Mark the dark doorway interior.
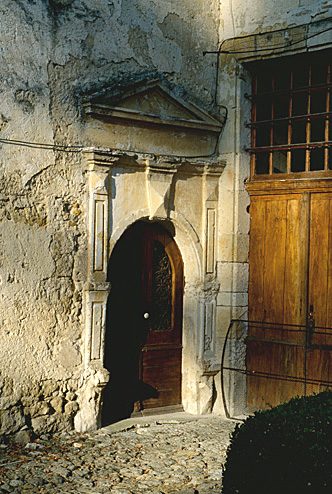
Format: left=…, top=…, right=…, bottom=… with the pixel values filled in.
left=102, top=221, right=183, bottom=426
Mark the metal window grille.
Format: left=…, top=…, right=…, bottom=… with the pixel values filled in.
left=248, top=51, right=332, bottom=177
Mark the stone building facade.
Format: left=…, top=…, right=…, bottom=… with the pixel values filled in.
left=0, top=0, right=331, bottom=438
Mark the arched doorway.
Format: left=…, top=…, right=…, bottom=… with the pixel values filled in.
left=102, top=220, right=184, bottom=425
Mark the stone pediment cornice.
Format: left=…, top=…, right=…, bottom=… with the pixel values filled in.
left=82, top=73, right=226, bottom=135
left=82, top=148, right=226, bottom=176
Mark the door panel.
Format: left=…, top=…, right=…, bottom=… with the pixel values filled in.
left=307, top=194, right=332, bottom=394
left=306, top=348, right=331, bottom=396
left=138, top=223, right=183, bottom=410
left=263, top=198, right=287, bottom=325
left=308, top=194, right=332, bottom=330
left=308, top=194, right=330, bottom=330
left=248, top=198, right=266, bottom=328
left=283, top=196, right=308, bottom=335
left=247, top=194, right=307, bottom=408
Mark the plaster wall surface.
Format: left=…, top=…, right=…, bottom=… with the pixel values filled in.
left=0, top=0, right=222, bottom=437
left=0, top=0, right=330, bottom=436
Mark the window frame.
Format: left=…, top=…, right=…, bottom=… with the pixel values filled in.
left=247, top=50, right=332, bottom=179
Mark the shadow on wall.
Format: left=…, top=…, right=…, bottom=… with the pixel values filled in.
left=101, top=222, right=159, bottom=426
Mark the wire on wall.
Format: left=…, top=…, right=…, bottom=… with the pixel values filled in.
left=0, top=136, right=224, bottom=160
left=0, top=137, right=83, bottom=152
left=203, top=19, right=332, bottom=56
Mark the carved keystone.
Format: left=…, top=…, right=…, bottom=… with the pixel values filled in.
left=146, top=159, right=179, bottom=219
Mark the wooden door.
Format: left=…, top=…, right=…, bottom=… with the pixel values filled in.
left=307, top=193, right=332, bottom=395
left=247, top=194, right=307, bottom=408
left=138, top=223, right=183, bottom=411
left=247, top=192, right=332, bottom=409
left=102, top=221, right=183, bottom=425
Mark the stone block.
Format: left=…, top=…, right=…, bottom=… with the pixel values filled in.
left=219, top=164, right=234, bottom=191
left=50, top=397, right=64, bottom=414
left=216, top=262, right=232, bottom=291
left=235, top=191, right=250, bottom=235
left=31, top=415, right=56, bottom=436
left=29, top=402, right=52, bottom=418
left=0, top=408, right=25, bottom=435
left=217, top=262, right=249, bottom=292
left=197, top=375, right=214, bottom=414
left=215, top=306, right=247, bottom=340
left=218, top=233, right=249, bottom=262
left=58, top=340, right=82, bottom=369
left=216, top=306, right=232, bottom=339
left=42, top=381, right=58, bottom=398
left=236, top=154, right=251, bottom=188
left=218, top=189, right=234, bottom=233
left=13, top=429, right=31, bottom=445
left=0, top=395, right=20, bottom=410
left=21, top=396, right=36, bottom=407
left=212, top=371, right=226, bottom=416
left=217, top=292, right=232, bottom=306
left=66, top=392, right=76, bottom=401
left=233, top=292, right=248, bottom=307
left=217, top=291, right=248, bottom=307
left=0, top=377, right=14, bottom=396
left=64, top=401, right=79, bottom=416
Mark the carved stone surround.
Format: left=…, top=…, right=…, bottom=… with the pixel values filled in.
left=77, top=75, right=227, bottom=429
left=79, top=148, right=226, bottom=428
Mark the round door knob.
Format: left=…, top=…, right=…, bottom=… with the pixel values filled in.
left=143, top=312, right=150, bottom=319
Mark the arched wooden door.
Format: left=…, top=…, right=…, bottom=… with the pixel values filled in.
left=102, top=221, right=183, bottom=425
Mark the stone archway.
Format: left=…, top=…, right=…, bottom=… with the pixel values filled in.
left=76, top=150, right=225, bottom=433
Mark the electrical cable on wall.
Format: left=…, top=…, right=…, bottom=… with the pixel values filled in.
left=203, top=20, right=332, bottom=56
left=0, top=137, right=82, bottom=152
left=0, top=136, right=224, bottom=160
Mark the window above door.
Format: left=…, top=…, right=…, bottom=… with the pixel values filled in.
left=248, top=50, right=332, bottom=178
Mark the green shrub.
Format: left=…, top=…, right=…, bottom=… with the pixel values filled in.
left=222, top=391, right=332, bottom=493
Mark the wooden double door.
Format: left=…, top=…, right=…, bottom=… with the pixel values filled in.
left=102, top=221, right=183, bottom=425
left=248, top=190, right=332, bottom=409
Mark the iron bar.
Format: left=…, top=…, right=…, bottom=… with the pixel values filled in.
left=221, top=319, right=332, bottom=420
left=222, top=366, right=332, bottom=387
left=247, top=111, right=332, bottom=128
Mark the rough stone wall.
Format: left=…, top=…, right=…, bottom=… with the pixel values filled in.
left=0, top=0, right=221, bottom=438
left=0, top=0, right=330, bottom=437
left=219, top=0, right=331, bottom=38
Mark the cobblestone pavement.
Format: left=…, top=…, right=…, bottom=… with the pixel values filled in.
left=0, top=413, right=237, bottom=494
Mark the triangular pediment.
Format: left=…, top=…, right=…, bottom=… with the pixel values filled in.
left=83, top=74, right=226, bottom=134
left=113, top=86, right=202, bottom=121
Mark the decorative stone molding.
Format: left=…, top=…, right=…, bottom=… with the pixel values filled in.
left=82, top=74, right=227, bottom=157
left=146, top=158, right=180, bottom=219
left=80, top=144, right=226, bottom=424
left=205, top=209, right=216, bottom=274
left=85, top=151, right=110, bottom=285
left=204, top=163, right=222, bottom=276
left=203, top=302, right=215, bottom=353
left=201, top=162, right=223, bottom=370
left=84, top=286, right=110, bottom=368
left=82, top=150, right=113, bottom=431
left=83, top=74, right=226, bottom=134
left=74, top=365, right=110, bottom=432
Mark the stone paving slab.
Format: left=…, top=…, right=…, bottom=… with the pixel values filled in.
left=0, top=413, right=238, bottom=494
